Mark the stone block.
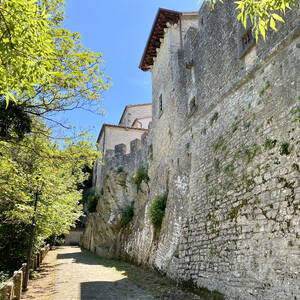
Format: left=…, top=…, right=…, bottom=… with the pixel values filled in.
left=115, top=144, right=126, bottom=157
left=130, top=139, right=141, bottom=152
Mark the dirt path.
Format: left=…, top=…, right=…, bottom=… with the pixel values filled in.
left=21, top=249, right=57, bottom=300
left=22, top=246, right=204, bottom=300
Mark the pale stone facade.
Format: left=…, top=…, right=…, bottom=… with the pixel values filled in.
left=119, top=103, right=152, bottom=127
left=83, top=3, right=300, bottom=299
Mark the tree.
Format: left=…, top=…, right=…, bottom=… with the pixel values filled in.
left=0, top=120, right=101, bottom=274
left=205, top=0, right=297, bottom=40
left=0, top=0, right=110, bottom=119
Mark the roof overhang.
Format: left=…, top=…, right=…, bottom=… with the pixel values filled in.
left=139, top=8, right=182, bottom=72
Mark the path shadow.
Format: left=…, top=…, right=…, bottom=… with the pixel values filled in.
left=80, top=279, right=154, bottom=300
left=58, top=247, right=223, bottom=300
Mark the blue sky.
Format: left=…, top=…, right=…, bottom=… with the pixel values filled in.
left=63, top=0, right=202, bottom=141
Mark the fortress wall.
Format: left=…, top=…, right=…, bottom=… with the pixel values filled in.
left=147, top=1, right=300, bottom=298
left=82, top=2, right=300, bottom=298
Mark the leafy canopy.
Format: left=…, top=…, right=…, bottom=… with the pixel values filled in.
left=0, top=0, right=110, bottom=114
left=0, top=120, right=101, bottom=272
left=205, top=0, right=297, bottom=40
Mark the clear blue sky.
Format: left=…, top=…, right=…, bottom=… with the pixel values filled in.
left=63, top=0, right=202, bottom=141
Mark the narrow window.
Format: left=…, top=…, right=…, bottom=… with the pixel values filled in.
left=189, top=97, right=197, bottom=115
left=242, top=28, right=253, bottom=50
left=159, top=94, right=163, bottom=113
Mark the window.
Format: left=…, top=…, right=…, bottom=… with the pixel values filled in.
left=159, top=94, right=163, bottom=113
left=189, top=97, right=197, bottom=116
left=242, top=28, right=253, bottom=49
left=239, top=26, right=255, bottom=58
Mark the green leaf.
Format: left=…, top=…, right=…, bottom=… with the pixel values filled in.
left=272, top=13, right=285, bottom=22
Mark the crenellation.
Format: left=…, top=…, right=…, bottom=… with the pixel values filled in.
left=114, top=143, right=126, bottom=157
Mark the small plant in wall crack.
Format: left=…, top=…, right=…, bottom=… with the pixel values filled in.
left=149, top=191, right=168, bottom=228
left=133, top=165, right=149, bottom=192
left=210, top=112, right=219, bottom=126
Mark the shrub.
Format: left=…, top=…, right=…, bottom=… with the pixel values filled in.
left=116, top=166, right=124, bottom=173
left=0, top=271, right=9, bottom=286
left=149, top=192, right=168, bottom=228
left=82, top=188, right=99, bottom=213
left=280, top=141, right=290, bottom=155
left=264, top=138, right=277, bottom=150
left=121, top=205, right=134, bottom=227
left=45, top=234, right=65, bottom=246
left=133, top=165, right=149, bottom=192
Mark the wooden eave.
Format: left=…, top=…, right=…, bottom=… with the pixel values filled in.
left=139, top=8, right=181, bottom=72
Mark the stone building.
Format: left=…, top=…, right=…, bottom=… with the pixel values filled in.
left=83, top=2, right=300, bottom=299
left=93, top=103, right=152, bottom=189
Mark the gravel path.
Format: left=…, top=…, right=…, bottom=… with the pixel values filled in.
left=54, top=246, right=154, bottom=300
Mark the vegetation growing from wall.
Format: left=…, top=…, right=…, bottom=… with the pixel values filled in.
left=149, top=192, right=168, bottom=228
left=133, top=165, right=149, bottom=192
left=121, top=205, right=134, bottom=227
left=82, top=188, right=100, bottom=213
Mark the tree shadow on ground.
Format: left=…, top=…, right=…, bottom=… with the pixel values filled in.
left=80, top=280, right=154, bottom=300
left=57, top=247, right=223, bottom=300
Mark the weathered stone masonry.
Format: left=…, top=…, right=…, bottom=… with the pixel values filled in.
left=82, top=2, right=300, bottom=299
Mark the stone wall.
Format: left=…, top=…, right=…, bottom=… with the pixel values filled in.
left=81, top=129, right=152, bottom=253
left=82, top=1, right=300, bottom=299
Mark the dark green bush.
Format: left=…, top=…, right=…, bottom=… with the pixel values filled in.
left=149, top=192, right=168, bottom=228
left=82, top=188, right=99, bottom=213
left=133, top=165, right=149, bottom=192
left=121, top=205, right=134, bottom=227
left=45, top=234, right=65, bottom=246
left=116, top=166, right=124, bottom=173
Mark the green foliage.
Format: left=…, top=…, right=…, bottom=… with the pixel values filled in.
left=212, top=136, right=224, bottom=151
left=224, top=162, right=235, bottom=177
left=264, top=138, right=277, bottom=150
left=210, top=112, right=219, bottom=126
left=206, top=0, right=296, bottom=41
left=244, top=144, right=260, bottom=164
left=149, top=192, right=168, bottom=228
left=0, top=0, right=110, bottom=128
left=279, top=141, right=290, bottom=155
left=133, top=165, right=149, bottom=192
left=214, top=158, right=221, bottom=173
left=0, top=271, right=9, bottom=286
left=121, top=205, right=134, bottom=227
left=259, top=81, right=271, bottom=96
left=0, top=120, right=100, bottom=274
left=116, top=166, right=124, bottom=174
left=291, top=100, right=300, bottom=124
left=45, top=234, right=65, bottom=246
left=0, top=100, right=32, bottom=141
left=231, top=121, right=239, bottom=133
left=205, top=173, right=210, bottom=182
left=82, top=188, right=99, bottom=213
